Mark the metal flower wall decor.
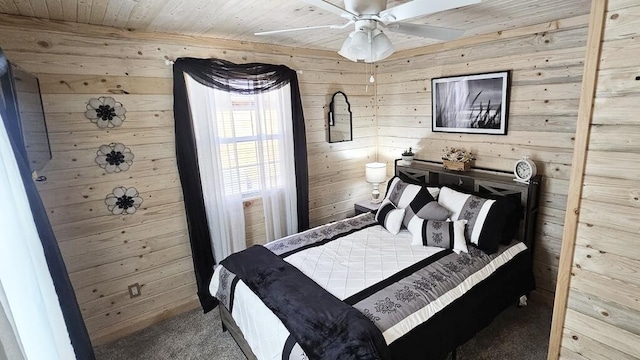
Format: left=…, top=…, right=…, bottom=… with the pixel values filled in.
left=85, top=96, right=126, bottom=128
left=96, top=143, right=134, bottom=173
left=105, top=187, right=143, bottom=215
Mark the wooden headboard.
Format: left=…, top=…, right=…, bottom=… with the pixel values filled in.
left=395, top=159, right=542, bottom=252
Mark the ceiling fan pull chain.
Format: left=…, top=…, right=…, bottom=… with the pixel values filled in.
left=369, top=37, right=375, bottom=83
left=365, top=62, right=369, bottom=92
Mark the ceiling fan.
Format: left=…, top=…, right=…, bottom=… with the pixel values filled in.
left=255, top=0, right=481, bottom=63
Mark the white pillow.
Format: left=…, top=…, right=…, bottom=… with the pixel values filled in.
left=375, top=200, right=405, bottom=235
left=407, top=217, right=469, bottom=254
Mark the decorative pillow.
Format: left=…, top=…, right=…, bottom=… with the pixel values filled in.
left=478, top=193, right=522, bottom=245
left=384, top=176, right=440, bottom=202
left=500, top=203, right=522, bottom=245
left=383, top=177, right=449, bottom=227
left=375, top=200, right=405, bottom=235
left=437, top=186, right=518, bottom=254
left=407, top=217, right=468, bottom=254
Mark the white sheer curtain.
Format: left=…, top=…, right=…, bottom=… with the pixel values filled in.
left=185, top=76, right=298, bottom=261
left=255, top=85, right=297, bottom=242
left=186, top=76, right=247, bottom=261
left=0, top=113, right=75, bottom=359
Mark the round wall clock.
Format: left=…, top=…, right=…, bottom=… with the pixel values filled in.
left=514, top=155, right=537, bottom=184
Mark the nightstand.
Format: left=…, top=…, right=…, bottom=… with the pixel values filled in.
left=354, top=199, right=381, bottom=215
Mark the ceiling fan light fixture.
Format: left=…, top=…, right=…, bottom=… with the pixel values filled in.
left=338, top=32, right=358, bottom=61
left=371, top=30, right=394, bottom=61
left=349, top=29, right=370, bottom=57
left=339, top=29, right=370, bottom=62
left=259, top=0, right=477, bottom=63
left=337, top=28, right=393, bottom=63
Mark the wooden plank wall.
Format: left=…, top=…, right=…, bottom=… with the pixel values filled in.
left=0, top=15, right=375, bottom=345
left=559, top=0, right=640, bottom=358
left=375, top=15, right=590, bottom=305
left=244, top=198, right=266, bottom=247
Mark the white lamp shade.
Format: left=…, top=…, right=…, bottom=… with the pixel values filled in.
left=349, top=30, right=370, bottom=59
left=338, top=33, right=357, bottom=62
left=372, top=30, right=394, bottom=61
left=366, top=162, right=387, bottom=184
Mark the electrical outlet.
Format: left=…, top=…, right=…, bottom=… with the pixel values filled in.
left=128, top=283, right=141, bottom=298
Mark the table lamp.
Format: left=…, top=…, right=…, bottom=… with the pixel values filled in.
left=365, top=162, right=387, bottom=203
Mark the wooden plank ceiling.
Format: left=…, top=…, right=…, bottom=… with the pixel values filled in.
left=0, top=0, right=590, bottom=53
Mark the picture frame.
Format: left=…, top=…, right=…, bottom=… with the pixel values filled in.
left=432, top=70, right=510, bottom=135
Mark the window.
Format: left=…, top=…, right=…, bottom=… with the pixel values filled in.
left=211, top=87, right=291, bottom=199
left=185, top=71, right=298, bottom=253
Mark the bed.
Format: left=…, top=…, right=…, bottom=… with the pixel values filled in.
left=210, top=159, right=541, bottom=360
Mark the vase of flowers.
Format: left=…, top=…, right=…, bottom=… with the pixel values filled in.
left=401, top=148, right=415, bottom=165
left=442, top=147, right=475, bottom=171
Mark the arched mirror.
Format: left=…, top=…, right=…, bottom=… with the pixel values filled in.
left=327, top=91, right=352, bottom=143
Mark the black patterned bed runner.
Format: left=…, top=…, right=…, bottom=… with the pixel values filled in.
left=265, top=213, right=378, bottom=257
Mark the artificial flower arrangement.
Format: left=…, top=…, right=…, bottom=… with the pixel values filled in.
left=441, top=147, right=475, bottom=171
left=442, top=147, right=475, bottom=162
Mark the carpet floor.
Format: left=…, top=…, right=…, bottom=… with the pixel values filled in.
left=95, top=300, right=552, bottom=360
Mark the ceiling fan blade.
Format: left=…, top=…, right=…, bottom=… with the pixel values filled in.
left=379, top=0, right=481, bottom=22
left=385, top=22, right=464, bottom=41
left=300, top=0, right=357, bottom=19
left=255, top=22, right=352, bottom=36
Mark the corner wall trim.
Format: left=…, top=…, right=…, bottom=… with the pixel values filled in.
left=546, top=1, right=608, bottom=359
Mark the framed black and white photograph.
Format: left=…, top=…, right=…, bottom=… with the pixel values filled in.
left=432, top=71, right=510, bottom=135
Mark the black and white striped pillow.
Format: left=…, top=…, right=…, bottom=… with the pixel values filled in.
left=384, top=177, right=449, bottom=228
left=438, top=187, right=515, bottom=254
left=407, top=217, right=468, bottom=254
left=375, top=200, right=405, bottom=235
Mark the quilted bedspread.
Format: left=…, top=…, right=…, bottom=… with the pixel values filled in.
left=212, top=213, right=531, bottom=359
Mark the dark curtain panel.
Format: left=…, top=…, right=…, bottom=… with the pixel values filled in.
left=0, top=50, right=95, bottom=359
left=173, top=57, right=309, bottom=312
